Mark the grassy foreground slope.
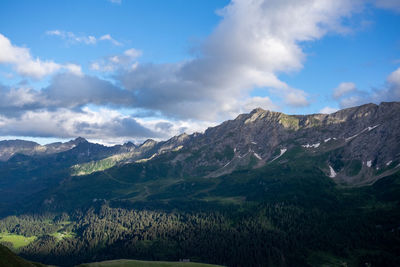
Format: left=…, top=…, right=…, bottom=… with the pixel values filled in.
left=79, top=259, right=222, bottom=267
left=0, top=244, right=44, bottom=267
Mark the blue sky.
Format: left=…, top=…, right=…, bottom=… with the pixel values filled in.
left=0, top=0, right=400, bottom=145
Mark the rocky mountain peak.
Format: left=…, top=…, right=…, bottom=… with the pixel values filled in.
left=250, top=107, right=267, bottom=114
left=140, top=139, right=158, bottom=148
left=72, top=137, right=89, bottom=145
left=123, top=141, right=136, bottom=148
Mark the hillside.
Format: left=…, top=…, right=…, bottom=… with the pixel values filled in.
left=0, top=244, right=44, bottom=267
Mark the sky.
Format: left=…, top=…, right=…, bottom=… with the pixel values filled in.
left=0, top=0, right=400, bottom=145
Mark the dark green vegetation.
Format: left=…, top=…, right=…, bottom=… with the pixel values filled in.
left=0, top=146, right=399, bottom=266
left=0, top=244, right=44, bottom=267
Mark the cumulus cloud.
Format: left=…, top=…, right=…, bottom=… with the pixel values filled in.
left=0, top=107, right=160, bottom=143
left=0, top=85, right=46, bottom=116
left=333, top=82, right=357, bottom=99
left=136, top=117, right=215, bottom=139
left=333, top=67, right=400, bottom=108
left=0, top=33, right=81, bottom=79
left=117, top=0, right=361, bottom=121
left=99, top=34, right=122, bottom=46
left=0, top=73, right=137, bottom=118
left=319, top=106, right=339, bottom=114
left=46, top=30, right=121, bottom=46
left=0, top=104, right=214, bottom=145
left=43, top=73, right=135, bottom=108
left=90, top=48, right=141, bottom=72
left=242, top=96, right=278, bottom=113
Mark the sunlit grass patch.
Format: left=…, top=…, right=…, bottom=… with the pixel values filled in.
left=0, top=232, right=37, bottom=249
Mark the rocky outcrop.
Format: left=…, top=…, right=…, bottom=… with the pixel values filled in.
left=160, top=102, right=400, bottom=184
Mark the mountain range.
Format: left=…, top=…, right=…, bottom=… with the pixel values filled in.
left=2, top=101, right=399, bottom=180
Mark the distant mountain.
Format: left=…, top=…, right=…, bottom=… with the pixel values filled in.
left=0, top=137, right=90, bottom=161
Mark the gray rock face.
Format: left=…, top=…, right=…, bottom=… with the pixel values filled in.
left=158, top=102, right=400, bottom=185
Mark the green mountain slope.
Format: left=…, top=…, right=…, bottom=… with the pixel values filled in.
left=0, top=244, right=44, bottom=267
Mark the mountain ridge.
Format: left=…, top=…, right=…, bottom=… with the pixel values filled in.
left=1, top=102, right=399, bottom=185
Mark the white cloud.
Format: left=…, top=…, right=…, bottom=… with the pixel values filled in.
left=0, top=107, right=159, bottom=143
left=90, top=48, right=142, bottom=72
left=4, top=87, right=40, bottom=107
left=384, top=66, right=400, bottom=99
left=64, top=63, right=83, bottom=76
left=387, top=67, right=400, bottom=86
left=242, top=96, right=278, bottom=113
left=0, top=73, right=135, bottom=116
left=124, top=48, right=142, bottom=58
left=137, top=117, right=214, bottom=139
left=333, top=67, right=400, bottom=108
left=339, top=95, right=363, bottom=108
left=99, top=34, right=122, bottom=46
left=46, top=30, right=122, bottom=46
left=333, top=82, right=357, bottom=99
left=0, top=33, right=82, bottom=79
left=319, top=106, right=339, bottom=114
left=118, top=0, right=362, bottom=121
left=282, top=88, right=309, bottom=107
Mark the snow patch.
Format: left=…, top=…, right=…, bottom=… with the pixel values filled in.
left=223, top=160, right=232, bottom=168
left=367, top=160, right=372, bottom=167
left=345, top=133, right=360, bottom=142
left=346, top=125, right=380, bottom=142
left=302, top=143, right=320, bottom=148
left=367, top=125, right=379, bottom=131
left=328, top=165, right=337, bottom=178
left=251, top=141, right=257, bottom=145
left=238, top=152, right=249, bottom=159
left=253, top=152, right=262, bottom=160
left=386, top=160, right=392, bottom=166
left=324, top=138, right=331, bottom=143
left=270, top=148, right=287, bottom=162
left=234, top=147, right=237, bottom=153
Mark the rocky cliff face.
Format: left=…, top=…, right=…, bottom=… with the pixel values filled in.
left=156, top=102, right=400, bottom=185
